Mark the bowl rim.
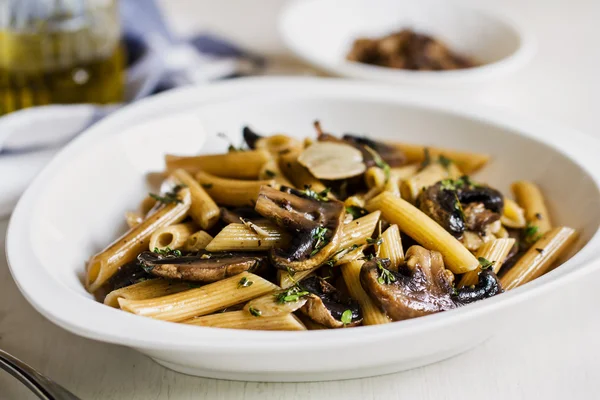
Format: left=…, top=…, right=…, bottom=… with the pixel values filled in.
left=278, top=0, right=537, bottom=83
left=6, top=76, right=600, bottom=352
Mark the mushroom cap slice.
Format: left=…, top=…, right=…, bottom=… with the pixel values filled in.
left=255, top=186, right=346, bottom=272
left=298, top=142, right=366, bottom=180
left=300, top=276, right=362, bottom=328
left=138, top=251, right=265, bottom=283
left=453, top=269, right=503, bottom=305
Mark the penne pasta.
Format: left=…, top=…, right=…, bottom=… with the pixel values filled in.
left=501, top=197, right=527, bottom=228
left=364, top=166, right=387, bottom=189
left=195, top=170, right=276, bottom=207
left=512, top=181, right=552, bottom=234
left=119, top=272, right=279, bottom=322
left=139, top=195, right=157, bottom=215
left=205, top=221, right=290, bottom=252
left=165, top=149, right=271, bottom=179
left=171, top=169, right=220, bottom=229
left=344, top=195, right=365, bottom=209
left=243, top=290, right=307, bottom=317
left=104, top=279, right=191, bottom=308
left=366, top=192, right=479, bottom=274
left=377, top=224, right=404, bottom=271
left=125, top=211, right=144, bottom=229
left=184, top=230, right=214, bottom=252
left=278, top=150, right=327, bottom=192
left=183, top=311, right=306, bottom=331
left=149, top=222, right=198, bottom=251
left=458, top=238, right=516, bottom=287
left=500, top=227, right=577, bottom=290
left=254, top=134, right=303, bottom=155
left=341, top=260, right=390, bottom=325
left=390, top=143, right=490, bottom=174
left=258, top=158, right=294, bottom=187
left=390, top=164, right=420, bottom=181
left=86, top=188, right=191, bottom=292
left=401, top=162, right=462, bottom=202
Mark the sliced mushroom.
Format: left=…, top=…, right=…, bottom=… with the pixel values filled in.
left=138, top=251, right=265, bottom=282
left=360, top=246, right=503, bottom=321
left=95, top=261, right=153, bottom=301
left=298, top=141, right=366, bottom=180
left=342, top=134, right=406, bottom=167
left=418, top=183, right=465, bottom=236
left=254, top=186, right=345, bottom=272
left=300, top=276, right=362, bottom=328
left=463, top=202, right=501, bottom=232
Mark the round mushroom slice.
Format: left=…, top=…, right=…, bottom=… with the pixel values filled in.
left=298, top=142, right=366, bottom=180
left=138, top=251, right=265, bottom=283
left=300, top=276, right=362, bottom=328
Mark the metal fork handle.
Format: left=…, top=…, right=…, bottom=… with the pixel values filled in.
left=0, top=349, right=80, bottom=400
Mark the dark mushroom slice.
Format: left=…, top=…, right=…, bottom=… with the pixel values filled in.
left=138, top=251, right=265, bottom=283
left=300, top=276, right=362, bottom=328
left=458, top=185, right=504, bottom=214
left=94, top=261, right=153, bottom=302
left=341, top=134, right=406, bottom=167
left=361, top=246, right=503, bottom=321
left=242, top=126, right=262, bottom=149
left=254, top=185, right=345, bottom=272
left=463, top=203, right=501, bottom=233
left=418, top=183, right=465, bottom=236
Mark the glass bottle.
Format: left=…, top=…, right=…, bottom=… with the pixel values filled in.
left=0, top=0, right=125, bottom=116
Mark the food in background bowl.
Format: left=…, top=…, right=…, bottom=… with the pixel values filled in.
left=87, top=121, right=577, bottom=331
left=346, top=29, right=477, bottom=70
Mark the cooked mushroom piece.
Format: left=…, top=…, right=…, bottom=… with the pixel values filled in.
left=360, top=246, right=503, bottom=321
left=418, top=183, right=465, bottom=236
left=342, top=134, right=406, bottom=167
left=300, top=276, right=362, bottom=328
left=95, top=261, right=153, bottom=301
left=242, top=126, right=262, bottom=149
left=138, top=251, right=265, bottom=282
left=298, top=141, right=366, bottom=180
left=254, top=186, right=345, bottom=272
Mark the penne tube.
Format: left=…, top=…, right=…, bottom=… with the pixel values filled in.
left=389, top=143, right=490, bottom=174
left=195, top=170, right=276, bottom=207
left=255, top=134, right=303, bottom=155
left=512, top=181, right=552, bottom=234
left=125, top=211, right=144, bottom=229
left=390, top=164, right=420, bottom=181
left=364, top=166, right=387, bottom=189
left=501, top=198, right=527, bottom=228
left=171, top=169, right=220, bottom=229
left=458, top=238, right=516, bottom=287
left=344, top=195, right=365, bottom=209
left=383, top=174, right=401, bottom=197
left=184, top=230, right=214, bottom=252
left=278, top=150, right=327, bottom=192
left=119, top=272, right=279, bottom=322
left=279, top=211, right=381, bottom=288
left=401, top=163, right=462, bottom=202
left=341, top=260, right=390, bottom=325
left=86, top=188, right=191, bottom=293
left=139, top=195, right=157, bottom=215
left=243, top=290, right=307, bottom=317
left=165, top=149, right=271, bottom=179
left=377, top=224, right=404, bottom=271
left=149, top=222, right=198, bottom=251
left=366, top=192, right=479, bottom=274
left=205, top=221, right=290, bottom=252
left=183, top=311, right=306, bottom=331
left=295, top=313, right=329, bottom=330
left=500, top=227, right=577, bottom=290
left=104, top=279, right=191, bottom=308
left=258, top=158, right=294, bottom=187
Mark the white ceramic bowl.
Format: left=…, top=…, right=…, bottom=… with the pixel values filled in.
left=279, top=0, right=535, bottom=85
left=7, top=77, right=600, bottom=382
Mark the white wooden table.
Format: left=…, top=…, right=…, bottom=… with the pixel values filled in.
left=2, top=0, right=600, bottom=398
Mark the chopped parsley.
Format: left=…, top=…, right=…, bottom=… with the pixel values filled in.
left=438, top=154, right=453, bottom=169
left=310, top=226, right=330, bottom=256
left=301, top=185, right=331, bottom=202
left=365, top=146, right=391, bottom=183
left=248, top=306, right=262, bottom=317
left=201, top=183, right=213, bottom=189
left=376, top=260, right=396, bottom=285
left=149, top=184, right=185, bottom=205
left=341, top=309, right=353, bottom=325
left=264, top=169, right=277, bottom=178
left=523, top=223, right=543, bottom=245
left=153, top=247, right=182, bottom=257
left=275, top=285, right=310, bottom=304
left=238, top=276, right=253, bottom=288
left=345, top=205, right=368, bottom=220
left=366, top=236, right=383, bottom=246
left=477, top=257, right=495, bottom=270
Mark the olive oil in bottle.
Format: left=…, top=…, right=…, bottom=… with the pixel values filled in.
left=0, top=0, right=125, bottom=116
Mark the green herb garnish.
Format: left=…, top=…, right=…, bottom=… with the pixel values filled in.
left=523, top=223, right=543, bottom=245
left=376, top=260, right=396, bottom=285
left=345, top=205, right=368, bottom=220
left=238, top=276, right=253, bottom=288
left=438, top=154, right=452, bottom=168
left=149, top=184, right=185, bottom=205
left=310, top=226, right=330, bottom=256
left=275, top=285, right=310, bottom=304
left=153, top=247, right=182, bottom=257
left=366, top=236, right=383, bottom=246
left=301, top=185, right=331, bottom=202
left=365, top=146, right=391, bottom=183
left=341, top=309, right=353, bottom=325
left=478, top=257, right=495, bottom=270
left=248, top=306, right=262, bottom=317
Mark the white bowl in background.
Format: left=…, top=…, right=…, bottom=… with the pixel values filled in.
left=279, top=0, right=535, bottom=85
left=6, top=77, right=600, bottom=382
